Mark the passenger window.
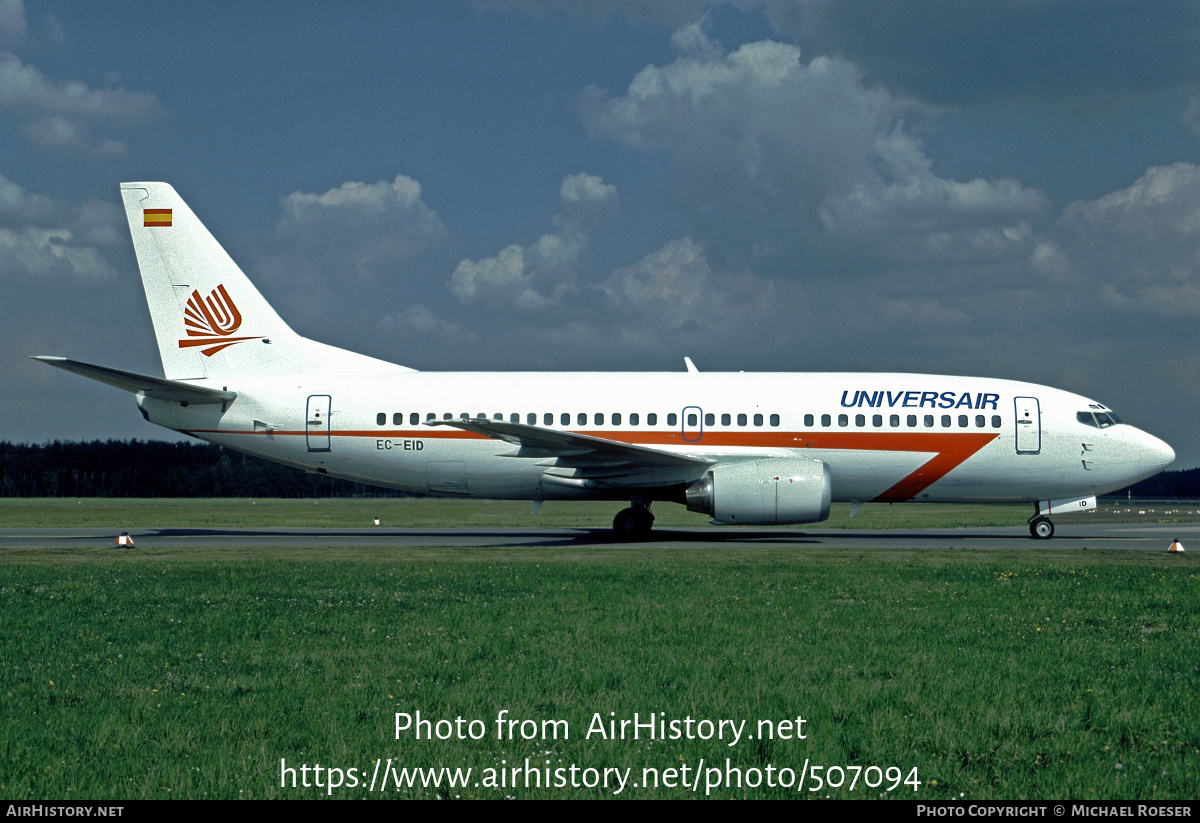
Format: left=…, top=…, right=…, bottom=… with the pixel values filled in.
left=461, top=413, right=471, bottom=420
left=737, top=413, right=747, bottom=426
left=890, top=414, right=899, bottom=427
left=838, top=414, right=848, bottom=427
left=941, top=415, right=951, bottom=427
left=753, top=413, right=763, bottom=426
left=544, top=413, right=553, bottom=425
left=577, top=413, right=587, bottom=426
left=667, top=413, right=678, bottom=426
left=426, top=412, right=436, bottom=421
left=613, top=413, right=622, bottom=425
left=561, top=413, right=570, bottom=426
left=722, top=413, right=731, bottom=426
left=392, top=413, right=402, bottom=425
left=821, top=414, right=831, bottom=427
left=595, top=413, right=604, bottom=425
left=975, top=415, right=985, bottom=427
left=443, top=412, right=453, bottom=420
left=855, top=414, right=865, bottom=427
left=527, top=413, right=536, bottom=425
left=510, top=413, right=519, bottom=423
left=924, top=415, right=934, bottom=428
left=705, top=413, right=715, bottom=426
left=804, top=414, right=814, bottom=427
left=991, top=415, right=1001, bottom=428
left=958, top=415, right=968, bottom=427
left=873, top=414, right=882, bottom=427
left=687, top=413, right=697, bottom=426
left=410, top=412, right=419, bottom=425
left=770, top=414, right=779, bottom=427
left=630, top=413, right=640, bottom=425
left=375, top=413, right=385, bottom=425
left=907, top=415, right=916, bottom=427
left=648, top=413, right=657, bottom=425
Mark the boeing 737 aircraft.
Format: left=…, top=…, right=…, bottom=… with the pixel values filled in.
left=35, top=183, right=1175, bottom=539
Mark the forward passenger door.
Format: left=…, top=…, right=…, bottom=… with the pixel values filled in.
left=1014, top=396, right=1041, bottom=454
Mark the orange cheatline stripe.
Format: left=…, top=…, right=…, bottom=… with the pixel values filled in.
left=178, top=428, right=999, bottom=501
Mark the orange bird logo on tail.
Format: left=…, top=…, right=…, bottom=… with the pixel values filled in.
left=178, top=285, right=262, bottom=356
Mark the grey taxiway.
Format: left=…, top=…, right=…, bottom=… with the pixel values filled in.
left=0, top=523, right=1195, bottom=552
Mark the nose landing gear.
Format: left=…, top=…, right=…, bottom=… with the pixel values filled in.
left=1028, top=514, right=1055, bottom=539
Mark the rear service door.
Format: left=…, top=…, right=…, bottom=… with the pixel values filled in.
left=306, top=395, right=331, bottom=452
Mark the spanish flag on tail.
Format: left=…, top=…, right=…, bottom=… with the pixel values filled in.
left=143, top=208, right=172, bottom=227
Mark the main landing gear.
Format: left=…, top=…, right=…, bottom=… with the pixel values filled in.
left=1028, top=513, right=1055, bottom=540
left=613, top=503, right=654, bottom=539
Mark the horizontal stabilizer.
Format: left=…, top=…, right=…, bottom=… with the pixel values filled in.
left=32, top=357, right=236, bottom=405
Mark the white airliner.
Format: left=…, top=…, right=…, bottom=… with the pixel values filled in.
left=35, top=183, right=1175, bottom=539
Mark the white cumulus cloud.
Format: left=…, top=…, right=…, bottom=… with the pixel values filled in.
left=0, top=227, right=116, bottom=281
left=582, top=27, right=1051, bottom=276
left=0, top=49, right=159, bottom=153
left=602, top=236, right=710, bottom=329
left=0, top=173, right=122, bottom=282
left=583, top=36, right=900, bottom=202
left=1061, top=163, right=1200, bottom=242
left=1060, top=163, right=1200, bottom=316
left=450, top=172, right=617, bottom=309
left=0, top=50, right=158, bottom=118
left=21, top=115, right=126, bottom=155
left=0, top=170, right=52, bottom=220
left=820, top=127, right=1047, bottom=237
left=273, top=175, right=447, bottom=278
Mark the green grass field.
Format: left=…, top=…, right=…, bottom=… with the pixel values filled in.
left=1, top=499, right=1197, bottom=799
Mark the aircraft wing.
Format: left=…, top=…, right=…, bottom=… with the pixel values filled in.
left=425, top=418, right=712, bottom=485
left=32, top=357, right=237, bottom=405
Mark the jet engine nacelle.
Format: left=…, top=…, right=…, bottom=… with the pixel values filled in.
left=685, top=457, right=832, bottom=525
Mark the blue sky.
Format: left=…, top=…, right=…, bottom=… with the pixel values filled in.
left=5, top=0, right=1200, bottom=466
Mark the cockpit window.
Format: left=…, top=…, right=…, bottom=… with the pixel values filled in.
left=1077, top=411, right=1122, bottom=428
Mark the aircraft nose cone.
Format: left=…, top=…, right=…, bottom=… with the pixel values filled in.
left=1145, top=434, right=1175, bottom=471
left=1112, top=428, right=1175, bottom=488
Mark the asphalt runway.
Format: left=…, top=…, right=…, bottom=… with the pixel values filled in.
left=1, top=522, right=1196, bottom=551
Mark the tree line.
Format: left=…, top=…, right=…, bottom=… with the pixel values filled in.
left=0, top=440, right=408, bottom=498
left=0, top=439, right=1194, bottom=498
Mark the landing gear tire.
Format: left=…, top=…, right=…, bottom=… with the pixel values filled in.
left=1029, top=517, right=1054, bottom=540
left=613, top=506, right=654, bottom=540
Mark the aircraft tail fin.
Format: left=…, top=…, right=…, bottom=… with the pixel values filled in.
left=120, top=182, right=406, bottom=380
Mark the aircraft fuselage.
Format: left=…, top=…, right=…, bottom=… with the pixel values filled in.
left=140, top=370, right=1173, bottom=507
